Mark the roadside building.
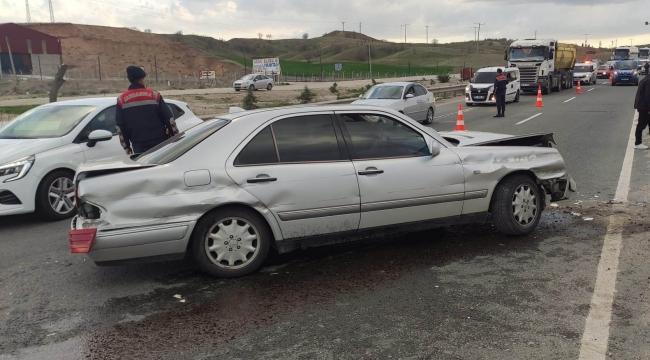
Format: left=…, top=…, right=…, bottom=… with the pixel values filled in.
left=0, top=23, right=62, bottom=77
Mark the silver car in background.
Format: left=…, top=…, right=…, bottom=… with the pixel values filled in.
left=233, top=74, right=274, bottom=91
left=352, top=82, right=436, bottom=124
left=70, top=105, right=574, bottom=278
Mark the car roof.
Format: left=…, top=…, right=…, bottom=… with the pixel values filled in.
left=217, top=104, right=405, bottom=123
left=39, top=96, right=186, bottom=108
left=476, top=66, right=517, bottom=73
left=372, top=81, right=417, bottom=87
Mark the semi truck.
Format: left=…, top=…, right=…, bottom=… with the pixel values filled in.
left=506, top=39, right=576, bottom=94
left=611, top=46, right=639, bottom=60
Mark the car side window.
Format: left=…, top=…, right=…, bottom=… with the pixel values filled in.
left=234, top=127, right=278, bottom=166
left=405, top=86, right=416, bottom=97
left=339, top=113, right=431, bottom=159
left=414, top=85, right=427, bottom=96
left=77, top=106, right=117, bottom=141
left=272, top=115, right=343, bottom=162
left=167, top=103, right=185, bottom=119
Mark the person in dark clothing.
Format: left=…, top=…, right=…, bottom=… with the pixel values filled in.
left=493, top=68, right=508, bottom=117
left=633, top=62, right=650, bottom=150
left=116, top=66, right=179, bottom=155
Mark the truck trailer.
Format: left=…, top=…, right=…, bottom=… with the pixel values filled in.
left=506, top=39, right=576, bottom=94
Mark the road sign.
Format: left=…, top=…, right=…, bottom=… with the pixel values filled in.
left=253, top=58, right=281, bottom=75
left=334, top=63, right=343, bottom=72
left=199, top=70, right=216, bottom=80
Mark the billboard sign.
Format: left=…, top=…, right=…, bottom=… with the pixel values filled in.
left=199, top=70, right=216, bottom=80
left=253, top=58, right=281, bottom=75
left=334, top=63, right=343, bottom=72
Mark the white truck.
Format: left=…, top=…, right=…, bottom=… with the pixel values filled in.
left=612, top=46, right=639, bottom=61
left=506, top=39, right=576, bottom=95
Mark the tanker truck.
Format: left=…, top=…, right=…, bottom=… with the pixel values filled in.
left=506, top=39, right=576, bottom=94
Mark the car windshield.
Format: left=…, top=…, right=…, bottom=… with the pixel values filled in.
left=363, top=85, right=404, bottom=99
left=509, top=46, right=547, bottom=61
left=613, top=49, right=630, bottom=60
left=0, top=105, right=95, bottom=139
left=598, top=65, right=608, bottom=70
left=574, top=65, right=593, bottom=72
left=136, top=119, right=230, bottom=164
left=240, top=74, right=255, bottom=81
left=614, top=61, right=636, bottom=70
left=472, top=72, right=496, bottom=84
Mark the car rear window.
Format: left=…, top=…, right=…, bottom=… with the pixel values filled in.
left=136, top=119, right=229, bottom=164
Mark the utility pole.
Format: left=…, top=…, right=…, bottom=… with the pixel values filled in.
left=534, top=30, right=537, bottom=39
left=341, top=21, right=346, bottom=32
left=368, top=41, right=372, bottom=77
left=25, top=0, right=31, bottom=23
left=359, top=22, right=362, bottom=34
left=48, top=0, right=55, bottom=23
left=401, top=24, right=409, bottom=43
left=474, top=22, right=484, bottom=53
left=97, top=55, right=102, bottom=81
left=425, top=25, right=429, bottom=45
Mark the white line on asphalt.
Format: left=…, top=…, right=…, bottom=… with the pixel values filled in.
left=434, top=107, right=474, bottom=119
left=515, top=112, right=542, bottom=125
left=587, top=88, right=595, bottom=92
left=563, top=97, right=576, bottom=103
left=578, top=111, right=637, bottom=360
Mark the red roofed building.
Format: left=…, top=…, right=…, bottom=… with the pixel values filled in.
left=0, top=23, right=62, bottom=77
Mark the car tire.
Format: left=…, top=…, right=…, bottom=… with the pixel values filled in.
left=514, top=90, right=520, bottom=103
left=35, top=169, right=76, bottom=221
left=191, top=207, right=272, bottom=278
left=466, top=102, right=473, bottom=107
left=266, top=83, right=273, bottom=91
left=235, top=89, right=240, bottom=92
left=491, top=174, right=543, bottom=236
left=422, top=107, right=434, bottom=124
left=248, top=85, right=255, bottom=91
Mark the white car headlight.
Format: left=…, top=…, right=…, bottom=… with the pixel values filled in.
left=0, top=155, right=35, bottom=182
left=465, top=85, right=470, bottom=92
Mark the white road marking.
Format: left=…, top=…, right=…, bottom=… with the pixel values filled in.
left=563, top=96, right=576, bottom=103
left=587, top=88, right=596, bottom=92
left=578, top=111, right=637, bottom=360
left=434, top=107, right=474, bottom=119
left=515, top=112, right=542, bottom=125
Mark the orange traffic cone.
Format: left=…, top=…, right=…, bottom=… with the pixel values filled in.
left=536, top=85, right=544, bottom=108
left=454, top=103, right=467, bottom=131
left=576, top=80, right=582, bottom=94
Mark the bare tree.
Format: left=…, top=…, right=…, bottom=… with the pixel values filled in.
left=302, top=33, right=309, bottom=40
left=49, top=64, right=69, bottom=103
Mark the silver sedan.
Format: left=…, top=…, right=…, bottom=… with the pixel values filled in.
left=70, top=105, right=574, bottom=277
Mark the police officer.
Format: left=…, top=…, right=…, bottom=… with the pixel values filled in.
left=493, top=68, right=508, bottom=117
left=116, top=66, right=179, bottom=155
left=633, top=62, right=650, bottom=150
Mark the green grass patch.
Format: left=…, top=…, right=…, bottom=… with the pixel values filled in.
left=0, top=105, right=37, bottom=115
left=278, top=60, right=452, bottom=78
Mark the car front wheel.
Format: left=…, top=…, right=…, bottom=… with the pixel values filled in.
left=491, top=174, right=542, bottom=236
left=36, top=170, right=76, bottom=221
left=192, top=207, right=272, bottom=278
left=422, top=107, right=434, bottom=124
left=266, top=83, right=273, bottom=91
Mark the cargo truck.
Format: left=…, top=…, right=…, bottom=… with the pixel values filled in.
left=506, top=39, right=576, bottom=94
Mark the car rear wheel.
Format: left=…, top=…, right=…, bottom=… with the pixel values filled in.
left=36, top=170, right=76, bottom=221
left=192, top=207, right=271, bottom=278
left=266, top=83, right=273, bottom=91
left=514, top=90, right=520, bottom=103
left=248, top=85, right=255, bottom=91
left=422, top=107, right=434, bottom=124
left=491, top=174, right=542, bottom=236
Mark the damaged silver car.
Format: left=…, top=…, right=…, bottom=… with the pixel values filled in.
left=69, top=105, right=575, bottom=278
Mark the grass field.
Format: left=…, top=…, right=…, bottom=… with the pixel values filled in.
left=0, top=105, right=35, bottom=114
left=278, top=60, right=452, bottom=77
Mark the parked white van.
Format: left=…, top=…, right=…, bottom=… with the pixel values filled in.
left=465, top=67, right=520, bottom=106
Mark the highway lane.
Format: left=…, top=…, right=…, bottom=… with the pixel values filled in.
left=0, top=81, right=648, bottom=359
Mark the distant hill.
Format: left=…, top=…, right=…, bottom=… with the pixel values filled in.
left=22, top=24, right=624, bottom=80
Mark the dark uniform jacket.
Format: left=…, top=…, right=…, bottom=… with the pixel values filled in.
left=634, top=76, right=650, bottom=111
left=116, top=83, right=178, bottom=153
left=494, top=73, right=508, bottom=95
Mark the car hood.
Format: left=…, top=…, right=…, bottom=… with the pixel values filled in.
left=439, top=131, right=556, bottom=147
left=615, top=69, right=635, bottom=74
left=0, top=137, right=63, bottom=164
left=469, top=83, right=493, bottom=90
left=574, top=72, right=592, bottom=76
left=351, top=99, right=403, bottom=108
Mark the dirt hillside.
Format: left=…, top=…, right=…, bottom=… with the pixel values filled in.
left=25, top=23, right=241, bottom=80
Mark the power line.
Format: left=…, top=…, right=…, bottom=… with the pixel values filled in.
left=425, top=25, right=429, bottom=44
left=401, top=24, right=409, bottom=43
left=474, top=22, right=485, bottom=53
left=25, top=0, right=31, bottom=23
left=48, top=0, right=55, bottom=23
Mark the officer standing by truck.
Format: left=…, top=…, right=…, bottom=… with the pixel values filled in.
left=116, top=66, right=179, bottom=155
left=494, top=68, right=508, bottom=117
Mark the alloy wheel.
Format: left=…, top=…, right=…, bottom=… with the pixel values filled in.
left=48, top=177, right=75, bottom=215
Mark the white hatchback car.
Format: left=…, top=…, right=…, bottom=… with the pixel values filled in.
left=0, top=97, right=202, bottom=220
left=352, top=82, right=436, bottom=124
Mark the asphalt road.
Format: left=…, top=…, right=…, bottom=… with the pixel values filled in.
left=1, top=80, right=648, bottom=360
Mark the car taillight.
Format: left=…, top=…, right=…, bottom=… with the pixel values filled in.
left=69, top=228, right=96, bottom=253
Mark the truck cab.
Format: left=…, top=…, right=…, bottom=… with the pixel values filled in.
left=506, top=39, right=576, bottom=94
left=465, top=67, right=520, bottom=106
left=612, top=46, right=639, bottom=61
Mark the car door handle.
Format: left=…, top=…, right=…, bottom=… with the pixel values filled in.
left=247, top=175, right=277, bottom=183
left=358, top=168, right=384, bottom=176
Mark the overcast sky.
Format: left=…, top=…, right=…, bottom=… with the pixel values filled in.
left=1, top=0, right=649, bottom=46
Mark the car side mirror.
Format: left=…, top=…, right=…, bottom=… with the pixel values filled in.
left=429, top=141, right=441, bottom=157
left=405, top=93, right=415, bottom=99
left=86, top=129, right=113, bottom=148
